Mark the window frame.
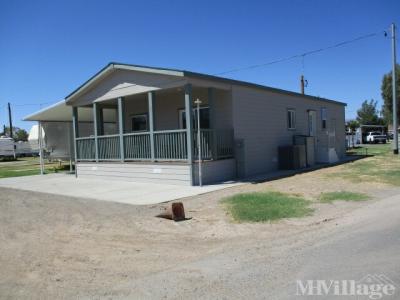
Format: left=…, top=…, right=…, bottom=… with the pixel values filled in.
left=178, top=106, right=210, bottom=129
left=287, top=108, right=296, bottom=130
left=131, top=113, right=149, bottom=132
left=321, top=107, right=327, bottom=130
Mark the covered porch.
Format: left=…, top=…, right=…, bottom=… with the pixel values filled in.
left=72, top=84, right=235, bottom=185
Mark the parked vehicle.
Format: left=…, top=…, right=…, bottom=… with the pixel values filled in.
left=15, top=141, right=39, bottom=157
left=0, top=137, right=16, bottom=158
left=366, top=132, right=387, bottom=144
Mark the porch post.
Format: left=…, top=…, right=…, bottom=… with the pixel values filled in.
left=72, top=106, right=79, bottom=177
left=38, top=121, right=44, bottom=175
left=117, top=97, right=125, bottom=161
left=98, top=106, right=104, bottom=135
left=208, top=87, right=218, bottom=160
left=185, top=84, right=194, bottom=185
left=93, top=103, right=99, bottom=162
left=148, top=91, right=155, bottom=161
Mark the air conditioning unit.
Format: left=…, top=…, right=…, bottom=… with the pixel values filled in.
left=278, top=145, right=307, bottom=170
left=293, top=135, right=315, bottom=167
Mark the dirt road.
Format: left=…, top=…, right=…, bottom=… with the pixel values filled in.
left=0, top=162, right=399, bottom=299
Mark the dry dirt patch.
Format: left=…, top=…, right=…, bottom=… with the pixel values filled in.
left=0, top=156, right=398, bottom=298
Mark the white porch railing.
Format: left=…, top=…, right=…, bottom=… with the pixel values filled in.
left=124, top=132, right=152, bottom=160
left=154, top=129, right=187, bottom=160
left=76, top=136, right=95, bottom=160
left=98, top=134, right=120, bottom=160
left=76, top=129, right=234, bottom=162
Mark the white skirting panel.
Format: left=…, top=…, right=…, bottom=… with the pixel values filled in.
left=193, top=158, right=236, bottom=185
left=77, top=162, right=192, bottom=186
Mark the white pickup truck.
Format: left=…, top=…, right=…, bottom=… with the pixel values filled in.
left=366, top=131, right=387, bottom=144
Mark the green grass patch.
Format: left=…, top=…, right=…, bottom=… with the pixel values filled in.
left=330, top=143, right=400, bottom=186
left=0, top=157, right=69, bottom=178
left=347, top=144, right=391, bottom=156
left=223, top=191, right=314, bottom=222
left=319, top=191, right=370, bottom=203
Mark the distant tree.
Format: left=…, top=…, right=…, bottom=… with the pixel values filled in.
left=381, top=64, right=400, bottom=125
left=1, top=126, right=29, bottom=141
left=346, top=120, right=359, bottom=132
left=356, top=99, right=381, bottom=125
left=14, top=129, right=29, bottom=142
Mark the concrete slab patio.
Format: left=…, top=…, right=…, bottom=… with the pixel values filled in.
left=0, top=173, right=241, bottom=205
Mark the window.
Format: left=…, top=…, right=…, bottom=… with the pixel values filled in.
left=179, top=107, right=210, bottom=129
left=321, top=108, right=327, bottom=129
left=131, top=114, right=148, bottom=132
left=287, top=109, right=296, bottom=130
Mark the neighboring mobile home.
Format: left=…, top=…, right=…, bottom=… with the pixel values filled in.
left=25, top=63, right=346, bottom=185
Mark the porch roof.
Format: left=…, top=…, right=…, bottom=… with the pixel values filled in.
left=65, top=62, right=346, bottom=106
left=23, top=100, right=117, bottom=122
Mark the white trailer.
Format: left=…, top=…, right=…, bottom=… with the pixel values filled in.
left=0, top=137, right=15, bottom=158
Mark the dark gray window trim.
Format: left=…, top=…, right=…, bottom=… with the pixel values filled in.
left=130, top=113, right=149, bottom=132
left=178, top=106, right=210, bottom=129
left=321, top=107, right=328, bottom=130
left=287, top=108, right=296, bottom=130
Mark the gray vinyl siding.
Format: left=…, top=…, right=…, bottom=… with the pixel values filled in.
left=231, top=86, right=345, bottom=178
left=213, top=89, right=233, bottom=129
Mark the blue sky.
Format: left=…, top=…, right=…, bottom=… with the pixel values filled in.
left=0, top=0, right=399, bottom=130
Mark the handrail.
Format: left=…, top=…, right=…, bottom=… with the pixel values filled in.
left=123, top=131, right=151, bottom=137
left=154, top=129, right=186, bottom=134
left=98, top=134, right=120, bottom=139
left=75, top=136, right=95, bottom=141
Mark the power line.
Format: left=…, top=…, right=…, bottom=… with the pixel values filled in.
left=215, top=31, right=385, bottom=76
left=13, top=102, right=54, bottom=107
left=2, top=28, right=389, bottom=109
left=96, top=28, right=387, bottom=96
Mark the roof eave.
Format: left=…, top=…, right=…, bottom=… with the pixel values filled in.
left=23, top=100, right=67, bottom=121
left=65, top=63, right=115, bottom=103
left=183, top=71, right=346, bottom=106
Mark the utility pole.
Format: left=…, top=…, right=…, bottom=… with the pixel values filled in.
left=300, top=75, right=305, bottom=94
left=7, top=102, right=13, bottom=138
left=391, top=23, right=398, bottom=154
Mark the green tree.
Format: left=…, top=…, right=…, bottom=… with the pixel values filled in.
left=381, top=64, right=400, bottom=125
left=356, top=99, right=381, bottom=125
left=346, top=120, right=359, bottom=132
left=14, top=128, right=29, bottom=142
left=1, top=126, right=29, bottom=141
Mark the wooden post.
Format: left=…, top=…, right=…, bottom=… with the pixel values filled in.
left=93, top=103, right=99, bottom=162
left=185, top=84, right=194, bottom=185
left=148, top=91, right=155, bottom=161
left=72, top=107, right=79, bottom=177
left=118, top=97, right=125, bottom=161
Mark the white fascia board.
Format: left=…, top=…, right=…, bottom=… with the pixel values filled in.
left=114, top=64, right=184, bottom=77
left=23, top=100, right=68, bottom=121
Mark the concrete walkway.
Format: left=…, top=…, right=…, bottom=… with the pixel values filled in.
left=0, top=173, right=241, bottom=205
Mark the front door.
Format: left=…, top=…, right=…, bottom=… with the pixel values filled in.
left=308, top=110, right=317, bottom=137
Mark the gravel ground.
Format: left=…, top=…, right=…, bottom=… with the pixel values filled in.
left=0, top=160, right=398, bottom=299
